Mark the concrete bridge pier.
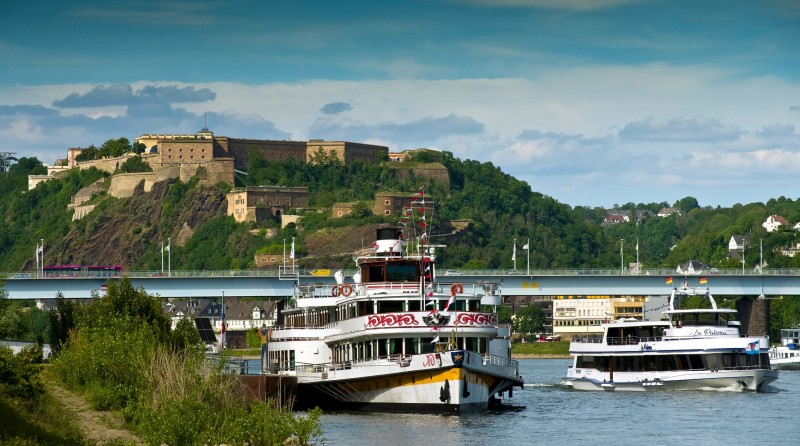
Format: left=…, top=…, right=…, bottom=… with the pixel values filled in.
left=736, top=297, right=770, bottom=338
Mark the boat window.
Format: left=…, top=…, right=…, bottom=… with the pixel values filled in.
left=407, top=300, right=421, bottom=312
left=377, top=300, right=404, bottom=313
left=357, top=301, right=372, bottom=316
left=365, top=266, right=385, bottom=282
left=386, top=264, right=418, bottom=282
left=405, top=337, right=417, bottom=354
left=576, top=352, right=770, bottom=373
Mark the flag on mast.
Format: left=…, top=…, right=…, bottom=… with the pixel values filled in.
left=290, top=239, right=295, bottom=259
left=512, top=243, right=516, bottom=261
left=443, top=292, right=455, bottom=312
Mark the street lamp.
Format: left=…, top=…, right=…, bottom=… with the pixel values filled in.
left=741, top=238, right=746, bottom=274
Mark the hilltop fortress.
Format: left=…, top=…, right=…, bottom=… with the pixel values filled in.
left=32, top=129, right=450, bottom=227
left=60, top=129, right=389, bottom=199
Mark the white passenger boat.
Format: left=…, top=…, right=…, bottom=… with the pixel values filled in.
left=769, top=327, right=800, bottom=371
left=564, top=283, right=778, bottom=391
left=268, top=198, right=522, bottom=413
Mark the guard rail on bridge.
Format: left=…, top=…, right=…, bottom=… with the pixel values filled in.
left=2, top=268, right=800, bottom=300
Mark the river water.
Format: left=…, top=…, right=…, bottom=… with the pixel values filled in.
left=316, top=359, right=799, bottom=445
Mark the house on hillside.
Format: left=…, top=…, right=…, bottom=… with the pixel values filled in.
left=762, top=215, right=789, bottom=232
left=729, top=235, right=747, bottom=251
left=602, top=209, right=630, bottom=226
left=676, top=260, right=710, bottom=275
left=658, top=207, right=680, bottom=218
left=779, top=243, right=800, bottom=257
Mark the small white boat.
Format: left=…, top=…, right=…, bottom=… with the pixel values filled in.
left=769, top=328, right=800, bottom=371
left=564, top=282, right=778, bottom=392
left=268, top=195, right=522, bottom=412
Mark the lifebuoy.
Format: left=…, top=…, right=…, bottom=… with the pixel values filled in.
left=331, top=285, right=340, bottom=297
left=340, top=284, right=353, bottom=297
left=450, top=283, right=464, bottom=294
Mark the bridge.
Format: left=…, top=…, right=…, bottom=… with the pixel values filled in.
left=3, top=268, right=800, bottom=300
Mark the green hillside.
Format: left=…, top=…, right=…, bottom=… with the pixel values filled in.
left=3, top=147, right=800, bottom=336
left=5, top=150, right=800, bottom=273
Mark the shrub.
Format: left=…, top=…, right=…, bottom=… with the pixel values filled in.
left=50, top=278, right=322, bottom=445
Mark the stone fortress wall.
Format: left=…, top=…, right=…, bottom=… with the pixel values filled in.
left=56, top=129, right=448, bottom=222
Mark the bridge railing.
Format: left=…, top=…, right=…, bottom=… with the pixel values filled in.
left=4, top=267, right=800, bottom=279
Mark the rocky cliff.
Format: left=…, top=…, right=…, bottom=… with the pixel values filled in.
left=27, top=179, right=227, bottom=269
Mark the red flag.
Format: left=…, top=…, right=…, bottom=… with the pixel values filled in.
left=443, top=293, right=455, bottom=312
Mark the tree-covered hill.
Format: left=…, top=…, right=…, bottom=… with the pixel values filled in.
left=3, top=149, right=800, bottom=274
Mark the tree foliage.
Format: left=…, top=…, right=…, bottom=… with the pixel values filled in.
left=513, top=305, right=545, bottom=342
left=49, top=277, right=321, bottom=444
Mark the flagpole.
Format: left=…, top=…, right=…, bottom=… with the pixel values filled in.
left=513, top=238, right=517, bottom=271
left=221, top=291, right=225, bottom=351
left=526, top=237, right=530, bottom=276
left=40, top=239, right=44, bottom=277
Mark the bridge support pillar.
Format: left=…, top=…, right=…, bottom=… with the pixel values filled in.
left=735, top=297, right=770, bottom=337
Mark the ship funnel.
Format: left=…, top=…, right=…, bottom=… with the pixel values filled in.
left=375, top=228, right=403, bottom=255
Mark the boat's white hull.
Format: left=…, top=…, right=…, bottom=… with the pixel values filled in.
left=769, top=346, right=800, bottom=371
left=769, top=357, right=800, bottom=371
left=290, top=351, right=522, bottom=413
left=564, top=368, right=778, bottom=392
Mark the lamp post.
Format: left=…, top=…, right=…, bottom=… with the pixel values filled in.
left=741, top=238, right=746, bottom=274
left=620, top=239, right=624, bottom=274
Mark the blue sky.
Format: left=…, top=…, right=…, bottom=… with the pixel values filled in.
left=2, top=0, right=799, bottom=208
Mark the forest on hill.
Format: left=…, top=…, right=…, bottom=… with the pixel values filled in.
left=3, top=145, right=800, bottom=274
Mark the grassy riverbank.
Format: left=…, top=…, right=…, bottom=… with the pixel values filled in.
left=511, top=341, right=570, bottom=358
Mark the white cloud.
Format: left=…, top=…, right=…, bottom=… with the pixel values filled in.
left=619, top=116, right=743, bottom=142
left=1, top=61, right=799, bottom=207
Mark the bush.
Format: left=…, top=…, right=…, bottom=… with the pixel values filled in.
left=0, top=345, right=44, bottom=399
left=50, top=278, right=322, bottom=445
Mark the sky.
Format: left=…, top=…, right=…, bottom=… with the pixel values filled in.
left=1, top=0, right=799, bottom=209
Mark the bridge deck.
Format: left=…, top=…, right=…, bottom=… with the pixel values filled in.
left=3, top=268, right=798, bottom=300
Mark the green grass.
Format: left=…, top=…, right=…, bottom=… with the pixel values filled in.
left=0, top=388, right=87, bottom=445
left=511, top=341, right=570, bottom=356
left=221, top=348, right=260, bottom=357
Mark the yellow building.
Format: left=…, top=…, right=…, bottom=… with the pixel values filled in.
left=227, top=186, right=309, bottom=223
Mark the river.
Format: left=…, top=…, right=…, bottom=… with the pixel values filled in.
left=315, top=359, right=799, bottom=445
